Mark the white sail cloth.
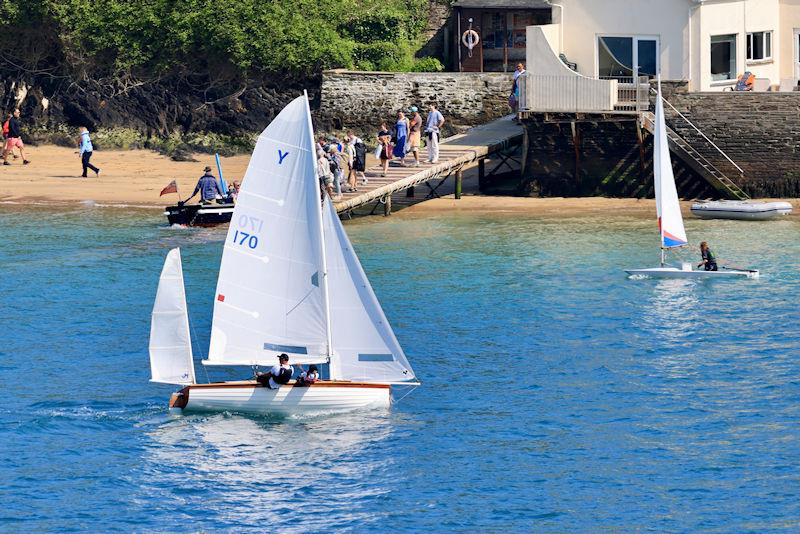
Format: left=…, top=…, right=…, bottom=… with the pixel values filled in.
left=654, top=81, right=688, bottom=248
left=149, top=248, right=196, bottom=385
left=323, top=199, right=416, bottom=383
left=206, top=95, right=328, bottom=366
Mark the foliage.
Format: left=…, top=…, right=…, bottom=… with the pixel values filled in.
left=0, top=0, right=436, bottom=79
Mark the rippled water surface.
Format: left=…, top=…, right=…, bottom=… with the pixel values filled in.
left=2, top=203, right=799, bottom=532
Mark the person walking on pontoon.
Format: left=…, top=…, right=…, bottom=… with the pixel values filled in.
left=697, top=241, right=718, bottom=271
left=425, top=104, right=444, bottom=164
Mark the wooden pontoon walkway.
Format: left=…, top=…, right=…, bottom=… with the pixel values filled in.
left=334, top=115, right=524, bottom=216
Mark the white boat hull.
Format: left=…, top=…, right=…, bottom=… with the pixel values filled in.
left=625, top=267, right=759, bottom=279
left=170, top=380, right=391, bottom=416
left=690, top=201, right=792, bottom=221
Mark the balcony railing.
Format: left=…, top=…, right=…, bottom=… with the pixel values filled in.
left=518, top=74, right=650, bottom=114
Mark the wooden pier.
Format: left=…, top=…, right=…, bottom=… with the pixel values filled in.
left=334, top=116, right=523, bottom=216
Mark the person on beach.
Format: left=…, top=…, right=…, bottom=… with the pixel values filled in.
left=255, top=354, right=294, bottom=389
left=697, top=241, right=718, bottom=271
left=377, top=122, right=392, bottom=177
left=3, top=109, right=29, bottom=166
left=425, top=104, right=444, bottom=164
left=407, top=106, right=422, bottom=167
left=183, top=166, right=223, bottom=204
left=317, top=148, right=334, bottom=198
left=77, top=127, right=100, bottom=178
left=345, top=132, right=367, bottom=192
left=392, top=110, right=409, bottom=166
left=1, top=113, right=18, bottom=160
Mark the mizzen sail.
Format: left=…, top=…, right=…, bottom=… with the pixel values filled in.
left=654, top=81, right=688, bottom=249
left=322, top=199, right=416, bottom=383
left=205, top=95, right=328, bottom=366
left=149, top=248, right=196, bottom=385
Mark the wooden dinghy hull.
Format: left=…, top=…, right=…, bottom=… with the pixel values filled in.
left=164, top=203, right=235, bottom=227
left=625, top=267, right=758, bottom=279
left=169, top=380, right=391, bottom=416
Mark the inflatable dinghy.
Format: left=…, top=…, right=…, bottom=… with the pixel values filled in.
left=690, top=200, right=792, bottom=221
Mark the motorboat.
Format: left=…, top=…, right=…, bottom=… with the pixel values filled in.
left=690, top=200, right=792, bottom=221
left=625, top=79, right=758, bottom=280
left=149, top=93, right=419, bottom=416
left=164, top=201, right=234, bottom=226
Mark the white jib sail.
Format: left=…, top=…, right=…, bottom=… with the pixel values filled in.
left=322, top=198, right=416, bottom=383
left=654, top=80, right=688, bottom=248
left=149, top=248, right=196, bottom=385
left=205, top=95, right=328, bottom=366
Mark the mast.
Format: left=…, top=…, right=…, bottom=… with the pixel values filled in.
left=304, top=90, right=336, bottom=378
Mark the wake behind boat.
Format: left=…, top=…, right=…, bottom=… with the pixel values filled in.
left=149, top=93, right=419, bottom=416
left=625, top=79, right=758, bottom=280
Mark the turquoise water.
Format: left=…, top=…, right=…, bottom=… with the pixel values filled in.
left=2, top=203, right=800, bottom=532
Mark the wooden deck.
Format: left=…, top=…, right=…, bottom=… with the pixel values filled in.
left=333, top=115, right=524, bottom=216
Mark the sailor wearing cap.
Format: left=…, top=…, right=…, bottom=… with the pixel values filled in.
left=183, top=165, right=224, bottom=204
left=256, top=354, right=295, bottom=389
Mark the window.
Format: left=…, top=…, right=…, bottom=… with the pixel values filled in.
left=597, top=36, right=658, bottom=79
left=747, top=31, right=772, bottom=61
left=711, top=34, right=737, bottom=81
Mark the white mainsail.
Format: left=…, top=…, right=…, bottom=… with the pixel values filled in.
left=654, top=80, right=688, bottom=249
left=322, top=199, right=416, bottom=383
left=149, top=248, right=196, bottom=385
left=205, top=95, right=329, bottom=366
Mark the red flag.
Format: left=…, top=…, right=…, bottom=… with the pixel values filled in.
left=160, top=180, right=178, bottom=196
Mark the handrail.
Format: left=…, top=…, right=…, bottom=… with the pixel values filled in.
left=652, top=88, right=745, bottom=176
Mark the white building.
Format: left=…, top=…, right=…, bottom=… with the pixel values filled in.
left=534, top=0, right=800, bottom=91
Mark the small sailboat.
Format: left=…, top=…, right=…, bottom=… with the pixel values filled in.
left=625, top=81, right=758, bottom=279
left=148, top=94, right=419, bottom=416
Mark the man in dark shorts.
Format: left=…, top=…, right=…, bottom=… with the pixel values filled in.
left=697, top=241, right=718, bottom=271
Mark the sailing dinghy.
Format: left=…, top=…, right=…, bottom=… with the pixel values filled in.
left=625, top=81, right=758, bottom=280
left=148, top=94, right=418, bottom=416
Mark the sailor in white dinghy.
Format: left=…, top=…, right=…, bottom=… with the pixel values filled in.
left=625, top=78, right=758, bottom=280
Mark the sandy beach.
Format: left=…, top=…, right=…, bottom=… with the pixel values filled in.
left=1, top=145, right=796, bottom=219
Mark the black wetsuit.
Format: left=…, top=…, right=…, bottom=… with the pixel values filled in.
left=702, top=249, right=718, bottom=271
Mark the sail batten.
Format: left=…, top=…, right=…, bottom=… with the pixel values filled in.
left=149, top=248, right=196, bottom=385
left=654, top=79, right=688, bottom=249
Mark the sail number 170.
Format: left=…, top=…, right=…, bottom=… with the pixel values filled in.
left=232, top=230, right=258, bottom=249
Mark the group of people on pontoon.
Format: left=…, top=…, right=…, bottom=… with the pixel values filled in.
left=255, top=353, right=320, bottom=389
left=180, top=165, right=240, bottom=206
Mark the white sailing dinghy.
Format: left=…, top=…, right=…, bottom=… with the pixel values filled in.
left=148, top=94, right=418, bottom=416
left=625, top=81, right=758, bottom=280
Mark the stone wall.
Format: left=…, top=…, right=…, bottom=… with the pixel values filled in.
left=316, top=70, right=513, bottom=133
left=661, top=91, right=800, bottom=197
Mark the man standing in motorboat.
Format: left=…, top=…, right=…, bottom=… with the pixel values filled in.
left=182, top=165, right=223, bottom=205
left=256, top=354, right=294, bottom=389
left=697, top=241, right=718, bottom=271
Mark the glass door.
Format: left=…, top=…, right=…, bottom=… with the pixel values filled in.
left=598, top=36, right=659, bottom=80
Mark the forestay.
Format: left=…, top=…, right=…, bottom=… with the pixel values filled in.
left=654, top=81, right=688, bottom=249
left=206, top=95, right=328, bottom=366
left=322, top=199, right=416, bottom=383
left=149, top=248, right=196, bottom=385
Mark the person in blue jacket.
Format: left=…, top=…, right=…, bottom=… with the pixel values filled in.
left=183, top=166, right=223, bottom=204
left=78, top=127, right=100, bottom=177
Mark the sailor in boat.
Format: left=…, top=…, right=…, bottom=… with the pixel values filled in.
left=181, top=165, right=224, bottom=205
left=255, top=353, right=294, bottom=389
left=229, top=180, right=241, bottom=202
left=697, top=241, right=718, bottom=271
left=296, top=365, right=319, bottom=387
